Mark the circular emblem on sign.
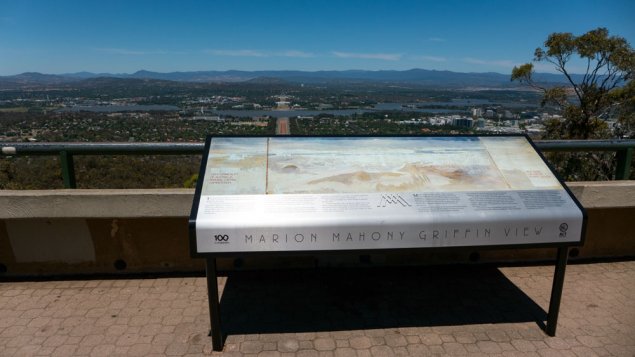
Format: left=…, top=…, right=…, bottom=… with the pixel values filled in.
left=559, top=223, right=568, bottom=238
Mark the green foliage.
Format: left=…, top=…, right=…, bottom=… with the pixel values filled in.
left=0, top=157, right=64, bottom=189
left=0, top=111, right=276, bottom=189
left=542, top=149, right=632, bottom=181
left=542, top=108, right=611, bottom=140
left=183, top=174, right=198, bottom=188
left=512, top=27, right=634, bottom=139
left=611, top=80, right=635, bottom=137
left=510, top=63, right=534, bottom=85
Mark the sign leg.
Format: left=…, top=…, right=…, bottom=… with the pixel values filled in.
left=546, top=247, right=568, bottom=336
left=206, top=258, right=223, bottom=351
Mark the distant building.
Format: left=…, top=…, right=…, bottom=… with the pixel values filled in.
left=452, top=117, right=473, bottom=128
left=193, top=116, right=223, bottom=122
left=471, top=108, right=483, bottom=117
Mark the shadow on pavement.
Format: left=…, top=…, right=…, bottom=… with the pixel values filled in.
left=219, top=265, right=547, bottom=335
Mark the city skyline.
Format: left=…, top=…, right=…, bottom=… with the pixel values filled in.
left=1, top=0, right=634, bottom=76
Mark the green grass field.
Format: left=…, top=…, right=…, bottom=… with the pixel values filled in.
left=0, top=107, right=28, bottom=113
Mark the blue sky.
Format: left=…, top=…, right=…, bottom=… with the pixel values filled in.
left=1, top=0, right=633, bottom=75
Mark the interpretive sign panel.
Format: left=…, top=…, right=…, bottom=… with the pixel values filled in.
left=190, top=135, right=587, bottom=350
left=190, top=135, right=585, bottom=256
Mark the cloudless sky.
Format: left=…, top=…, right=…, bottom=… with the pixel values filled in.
left=1, top=0, right=633, bottom=75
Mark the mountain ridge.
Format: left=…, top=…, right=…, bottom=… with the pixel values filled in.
left=0, top=68, right=580, bottom=89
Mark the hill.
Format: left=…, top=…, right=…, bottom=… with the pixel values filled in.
left=0, top=68, right=581, bottom=90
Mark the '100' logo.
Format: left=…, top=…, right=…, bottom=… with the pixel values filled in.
left=214, top=234, right=229, bottom=243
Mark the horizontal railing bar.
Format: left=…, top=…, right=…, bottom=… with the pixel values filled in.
left=534, top=139, right=635, bottom=151
left=2, top=139, right=635, bottom=156
left=2, top=138, right=633, bottom=187
left=1, top=142, right=205, bottom=156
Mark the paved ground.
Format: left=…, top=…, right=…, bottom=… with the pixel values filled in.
left=1, top=261, right=634, bottom=356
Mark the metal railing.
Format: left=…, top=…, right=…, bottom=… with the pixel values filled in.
left=1, top=139, right=633, bottom=188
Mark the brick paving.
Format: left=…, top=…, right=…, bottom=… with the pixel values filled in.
left=1, top=261, right=634, bottom=356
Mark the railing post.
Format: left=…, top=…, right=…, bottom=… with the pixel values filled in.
left=615, top=147, right=633, bottom=180
left=59, top=150, right=76, bottom=188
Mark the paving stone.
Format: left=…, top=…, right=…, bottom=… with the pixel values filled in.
left=428, top=345, right=446, bottom=355
left=258, top=351, right=282, bottom=357
left=278, top=338, right=300, bottom=352
left=383, top=334, right=407, bottom=347
left=488, top=330, right=511, bottom=342
left=393, top=346, right=409, bottom=357
left=90, top=344, right=115, bottom=357
left=406, top=343, right=430, bottom=355
left=318, top=351, right=335, bottom=357
left=241, top=341, right=265, bottom=354
left=314, top=337, right=336, bottom=351
left=333, top=347, right=356, bottom=357
left=546, top=337, right=572, bottom=350
left=152, top=333, right=175, bottom=345
left=14, top=345, right=41, bottom=356
left=443, top=342, right=468, bottom=355
left=299, top=340, right=314, bottom=350
left=603, top=344, right=635, bottom=357
left=116, top=333, right=139, bottom=346
left=575, top=335, right=604, bottom=348
left=419, top=333, right=443, bottom=345
left=454, top=332, right=477, bottom=344
left=331, top=331, right=355, bottom=339
left=405, top=335, right=420, bottom=344
left=570, top=346, right=599, bottom=357
left=164, top=342, right=189, bottom=355
left=42, top=334, right=68, bottom=347
left=512, top=339, right=538, bottom=352
left=538, top=349, right=567, bottom=357
left=263, top=342, right=277, bottom=351
left=128, top=343, right=152, bottom=356
left=370, top=345, right=395, bottom=357
left=502, top=352, right=542, bottom=357
left=80, top=334, right=105, bottom=346
left=369, top=336, right=385, bottom=346
left=477, top=340, right=503, bottom=354
left=297, top=350, right=319, bottom=357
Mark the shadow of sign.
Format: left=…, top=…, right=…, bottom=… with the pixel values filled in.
left=219, top=265, right=547, bottom=335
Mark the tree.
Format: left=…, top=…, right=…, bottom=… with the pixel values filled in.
left=612, top=80, right=635, bottom=138
left=511, top=27, right=634, bottom=140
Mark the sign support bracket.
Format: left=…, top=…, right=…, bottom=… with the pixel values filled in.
left=546, top=247, right=569, bottom=336
left=206, top=258, right=223, bottom=351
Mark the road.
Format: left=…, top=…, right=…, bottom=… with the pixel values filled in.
left=276, top=117, right=290, bottom=135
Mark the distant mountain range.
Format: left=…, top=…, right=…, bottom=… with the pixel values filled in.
left=0, top=68, right=580, bottom=90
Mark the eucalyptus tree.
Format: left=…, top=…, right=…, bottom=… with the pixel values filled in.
left=512, top=27, right=634, bottom=139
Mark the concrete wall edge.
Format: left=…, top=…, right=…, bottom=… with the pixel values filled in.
left=0, top=181, right=634, bottom=219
